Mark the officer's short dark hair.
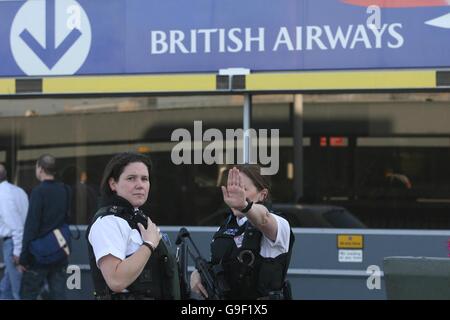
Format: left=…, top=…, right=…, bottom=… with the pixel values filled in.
left=0, top=163, right=7, bottom=182
left=100, top=152, right=152, bottom=197
left=36, top=154, right=57, bottom=176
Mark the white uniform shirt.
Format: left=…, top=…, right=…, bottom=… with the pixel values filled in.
left=0, top=181, right=29, bottom=256
left=236, top=213, right=291, bottom=258
left=88, top=212, right=291, bottom=266
left=88, top=215, right=143, bottom=267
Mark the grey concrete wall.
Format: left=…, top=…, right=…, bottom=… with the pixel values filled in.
left=2, top=227, right=448, bottom=299
left=61, top=226, right=450, bottom=300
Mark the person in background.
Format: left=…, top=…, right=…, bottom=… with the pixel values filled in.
left=0, top=164, right=29, bottom=299
left=19, top=154, right=71, bottom=300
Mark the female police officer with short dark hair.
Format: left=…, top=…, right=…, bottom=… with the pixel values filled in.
left=190, top=165, right=294, bottom=300
left=86, top=152, right=179, bottom=300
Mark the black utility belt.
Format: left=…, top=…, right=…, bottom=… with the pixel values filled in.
left=112, top=293, right=156, bottom=300
left=95, top=292, right=156, bottom=300
left=257, top=290, right=285, bottom=300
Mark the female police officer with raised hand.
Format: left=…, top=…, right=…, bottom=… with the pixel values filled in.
left=190, top=165, right=294, bottom=300
left=87, top=152, right=179, bottom=300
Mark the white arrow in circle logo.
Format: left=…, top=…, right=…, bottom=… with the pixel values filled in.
left=10, top=0, right=91, bottom=76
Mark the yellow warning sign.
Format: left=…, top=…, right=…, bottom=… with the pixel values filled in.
left=337, top=235, right=363, bottom=249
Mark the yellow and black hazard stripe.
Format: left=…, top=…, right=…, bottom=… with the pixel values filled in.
left=245, top=70, right=441, bottom=92
left=0, top=79, right=15, bottom=95
left=2, top=74, right=219, bottom=95
left=0, top=69, right=449, bottom=95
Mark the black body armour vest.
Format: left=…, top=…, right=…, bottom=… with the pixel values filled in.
left=210, top=212, right=294, bottom=300
left=86, top=206, right=180, bottom=300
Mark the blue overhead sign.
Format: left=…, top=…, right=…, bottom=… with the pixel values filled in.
left=1, top=0, right=450, bottom=77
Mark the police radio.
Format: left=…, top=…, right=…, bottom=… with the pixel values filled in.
left=131, top=209, right=149, bottom=229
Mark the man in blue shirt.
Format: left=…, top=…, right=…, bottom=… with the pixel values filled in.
left=19, top=154, right=71, bottom=300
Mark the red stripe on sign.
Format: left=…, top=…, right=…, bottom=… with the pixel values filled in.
left=342, top=0, right=449, bottom=7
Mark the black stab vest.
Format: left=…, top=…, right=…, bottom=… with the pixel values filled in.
left=210, top=211, right=294, bottom=300
left=86, top=206, right=180, bottom=300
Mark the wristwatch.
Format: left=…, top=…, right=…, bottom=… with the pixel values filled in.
left=240, top=200, right=254, bottom=214
left=142, top=240, right=156, bottom=254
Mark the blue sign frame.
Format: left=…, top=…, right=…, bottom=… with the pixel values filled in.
left=1, top=0, right=450, bottom=77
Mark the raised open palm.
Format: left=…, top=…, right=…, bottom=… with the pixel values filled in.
left=221, top=167, right=247, bottom=210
